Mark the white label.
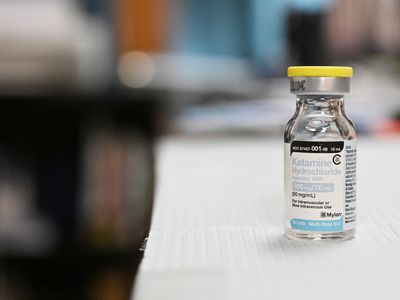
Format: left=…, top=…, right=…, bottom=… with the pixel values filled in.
left=284, top=140, right=357, bottom=232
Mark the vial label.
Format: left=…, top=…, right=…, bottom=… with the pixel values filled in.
left=284, top=140, right=357, bottom=232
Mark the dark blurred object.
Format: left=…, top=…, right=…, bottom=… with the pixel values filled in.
left=288, top=11, right=327, bottom=65
left=1, top=94, right=157, bottom=300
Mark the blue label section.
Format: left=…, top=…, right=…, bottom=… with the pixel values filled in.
left=290, top=217, right=343, bottom=232
left=293, top=182, right=334, bottom=192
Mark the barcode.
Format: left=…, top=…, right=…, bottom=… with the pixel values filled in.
left=320, top=212, right=327, bottom=218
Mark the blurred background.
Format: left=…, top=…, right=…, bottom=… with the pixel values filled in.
left=2, top=0, right=400, bottom=299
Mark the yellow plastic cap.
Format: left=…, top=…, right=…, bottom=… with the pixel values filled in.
left=287, top=66, right=353, bottom=78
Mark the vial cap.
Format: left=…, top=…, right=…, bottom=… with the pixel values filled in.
left=288, top=66, right=353, bottom=78
left=288, top=66, right=352, bottom=95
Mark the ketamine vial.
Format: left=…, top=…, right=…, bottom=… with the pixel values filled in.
left=284, top=66, right=357, bottom=241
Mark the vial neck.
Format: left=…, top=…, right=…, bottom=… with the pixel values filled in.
left=297, top=95, right=344, bottom=116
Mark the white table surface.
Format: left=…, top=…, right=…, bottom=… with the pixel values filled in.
left=133, top=136, right=400, bottom=300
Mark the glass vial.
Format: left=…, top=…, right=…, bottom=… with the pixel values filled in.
left=284, top=66, right=357, bottom=241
